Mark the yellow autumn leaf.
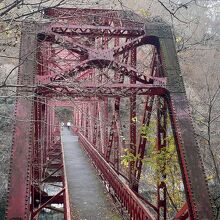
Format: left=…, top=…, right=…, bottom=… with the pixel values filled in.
left=176, top=36, right=183, bottom=43
left=139, top=9, right=150, bottom=17
left=206, top=175, right=214, bottom=181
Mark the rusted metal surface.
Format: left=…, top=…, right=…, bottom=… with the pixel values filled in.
left=159, top=34, right=214, bottom=219
left=156, top=97, right=167, bottom=220
left=31, top=100, right=65, bottom=219
left=6, top=7, right=214, bottom=220
left=6, top=22, right=37, bottom=220
left=168, top=93, right=214, bottom=219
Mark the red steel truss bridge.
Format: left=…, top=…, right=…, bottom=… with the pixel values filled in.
left=5, top=7, right=215, bottom=220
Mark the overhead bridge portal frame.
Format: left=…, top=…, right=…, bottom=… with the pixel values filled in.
left=6, top=7, right=214, bottom=220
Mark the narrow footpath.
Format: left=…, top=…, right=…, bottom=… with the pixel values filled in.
left=61, top=127, right=121, bottom=220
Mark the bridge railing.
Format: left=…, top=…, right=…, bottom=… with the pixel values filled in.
left=78, top=132, right=156, bottom=220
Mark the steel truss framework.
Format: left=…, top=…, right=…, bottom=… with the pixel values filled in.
left=6, top=7, right=214, bottom=220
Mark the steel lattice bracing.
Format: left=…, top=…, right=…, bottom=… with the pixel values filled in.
left=6, top=8, right=214, bottom=220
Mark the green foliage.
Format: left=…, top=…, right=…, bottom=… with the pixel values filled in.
left=55, top=107, right=72, bottom=122
left=143, top=134, right=184, bottom=211
left=121, top=148, right=138, bottom=167
left=140, top=119, right=157, bottom=148
left=121, top=117, right=185, bottom=215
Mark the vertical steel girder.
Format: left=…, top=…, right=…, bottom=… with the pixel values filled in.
left=6, top=22, right=37, bottom=219
left=6, top=23, right=66, bottom=220
left=129, top=47, right=137, bottom=191
left=156, top=97, right=167, bottom=219
left=6, top=7, right=214, bottom=220
left=159, top=36, right=214, bottom=219
left=31, top=97, right=66, bottom=219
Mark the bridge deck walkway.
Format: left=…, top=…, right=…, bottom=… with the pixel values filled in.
left=61, top=127, right=121, bottom=220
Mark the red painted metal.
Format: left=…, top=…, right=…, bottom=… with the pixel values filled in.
left=173, top=203, right=189, bottom=220
left=79, top=132, right=155, bottom=220
left=6, top=23, right=37, bottom=219
left=156, top=97, right=167, bottom=220
left=32, top=189, right=65, bottom=218
left=6, top=7, right=214, bottom=220
left=129, top=46, right=137, bottom=191
left=61, top=142, right=72, bottom=220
